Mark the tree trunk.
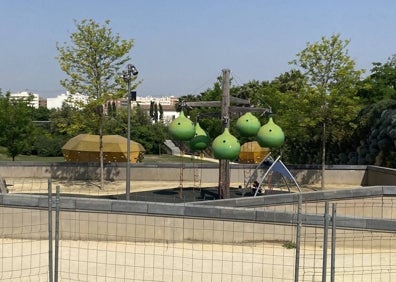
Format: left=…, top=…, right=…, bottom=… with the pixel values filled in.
left=219, top=69, right=231, bottom=199
left=99, top=116, right=104, bottom=189
left=321, top=121, right=326, bottom=190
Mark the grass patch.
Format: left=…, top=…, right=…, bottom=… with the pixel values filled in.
left=0, top=153, right=212, bottom=164
left=143, top=154, right=212, bottom=163
left=0, top=154, right=65, bottom=162
left=282, top=241, right=297, bottom=249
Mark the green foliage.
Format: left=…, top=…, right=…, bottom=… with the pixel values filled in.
left=282, top=241, right=297, bottom=249
left=49, top=104, right=92, bottom=136
left=56, top=19, right=134, bottom=107
left=353, top=99, right=396, bottom=167
left=129, top=107, right=168, bottom=154
left=34, top=134, right=67, bottom=157
left=32, top=106, right=54, bottom=121
left=358, top=55, right=396, bottom=104
left=158, top=103, right=164, bottom=121
left=0, top=92, right=35, bottom=160
left=56, top=18, right=137, bottom=186
left=1, top=32, right=395, bottom=167
left=288, top=34, right=364, bottom=165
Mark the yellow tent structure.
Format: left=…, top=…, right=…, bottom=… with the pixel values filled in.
left=62, top=134, right=145, bottom=163
left=239, top=141, right=270, bottom=164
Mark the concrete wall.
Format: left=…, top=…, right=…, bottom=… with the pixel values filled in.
left=0, top=162, right=371, bottom=186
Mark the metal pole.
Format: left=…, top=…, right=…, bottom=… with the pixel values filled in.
left=322, top=201, right=330, bottom=282
left=330, top=203, right=337, bottom=282
left=54, top=185, right=60, bottom=282
left=294, top=193, right=302, bottom=282
left=123, top=64, right=138, bottom=201
left=126, top=79, right=131, bottom=201
left=48, top=179, right=53, bottom=282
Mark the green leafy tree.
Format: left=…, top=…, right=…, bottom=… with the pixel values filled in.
left=50, top=103, right=91, bottom=136
left=153, top=103, right=158, bottom=123
left=358, top=55, right=396, bottom=104
left=56, top=19, right=135, bottom=188
left=290, top=34, right=364, bottom=188
left=158, top=103, right=164, bottom=122
left=0, top=91, right=35, bottom=160
left=149, top=101, right=154, bottom=120
left=128, top=105, right=167, bottom=154
left=265, top=70, right=315, bottom=163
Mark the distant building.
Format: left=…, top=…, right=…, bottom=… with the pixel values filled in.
left=47, top=92, right=88, bottom=109
left=9, top=91, right=40, bottom=108
left=116, top=95, right=179, bottom=124
left=10, top=90, right=180, bottom=123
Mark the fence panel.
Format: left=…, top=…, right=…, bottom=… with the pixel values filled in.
left=57, top=211, right=297, bottom=281
left=1, top=179, right=396, bottom=281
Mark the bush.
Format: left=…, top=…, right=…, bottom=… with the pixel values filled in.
left=34, top=135, right=68, bottom=157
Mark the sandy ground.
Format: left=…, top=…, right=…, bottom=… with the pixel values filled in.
left=1, top=238, right=395, bottom=282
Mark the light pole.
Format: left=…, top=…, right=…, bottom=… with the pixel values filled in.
left=122, top=64, right=138, bottom=200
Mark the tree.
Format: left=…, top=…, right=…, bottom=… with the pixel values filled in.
left=158, top=103, right=164, bottom=122
left=153, top=102, right=158, bottom=123
left=290, top=34, right=364, bottom=188
left=358, top=55, right=396, bottom=104
left=56, top=19, right=135, bottom=188
left=0, top=91, right=35, bottom=160
left=353, top=99, right=396, bottom=167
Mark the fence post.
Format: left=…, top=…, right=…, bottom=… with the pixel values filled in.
left=294, top=193, right=302, bottom=282
left=55, top=185, right=60, bottom=282
left=322, top=201, right=329, bottom=282
left=48, top=179, right=53, bottom=282
left=330, top=203, right=337, bottom=282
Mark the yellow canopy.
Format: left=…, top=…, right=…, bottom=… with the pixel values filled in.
left=62, top=134, right=145, bottom=163
left=239, top=141, right=270, bottom=164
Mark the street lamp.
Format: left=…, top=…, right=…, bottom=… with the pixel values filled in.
left=122, top=64, right=138, bottom=200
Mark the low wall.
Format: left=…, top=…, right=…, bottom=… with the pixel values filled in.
left=1, top=186, right=396, bottom=247
left=0, top=162, right=371, bottom=187
left=366, top=165, right=396, bottom=186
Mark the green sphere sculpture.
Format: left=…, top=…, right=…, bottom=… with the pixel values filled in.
left=212, top=128, right=241, bottom=160
left=235, top=112, right=261, bottom=137
left=256, top=117, right=285, bottom=148
left=168, top=111, right=195, bottom=141
left=189, top=122, right=211, bottom=151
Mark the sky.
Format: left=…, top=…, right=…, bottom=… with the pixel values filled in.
left=1, top=0, right=396, bottom=98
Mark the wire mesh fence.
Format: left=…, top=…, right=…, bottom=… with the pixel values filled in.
left=0, top=178, right=50, bottom=281
left=1, top=179, right=396, bottom=281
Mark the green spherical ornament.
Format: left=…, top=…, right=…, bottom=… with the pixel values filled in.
left=257, top=117, right=285, bottom=148
left=236, top=112, right=261, bottom=137
left=168, top=111, right=195, bottom=141
left=212, top=128, right=241, bottom=160
left=189, top=122, right=211, bottom=151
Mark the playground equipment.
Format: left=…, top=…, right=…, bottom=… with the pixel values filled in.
left=168, top=111, right=195, bottom=141
left=168, top=69, right=286, bottom=199
left=239, top=141, right=270, bottom=164
left=235, top=112, right=261, bottom=137
left=169, top=114, right=212, bottom=196
left=189, top=122, right=211, bottom=151
left=244, top=153, right=301, bottom=197
left=212, top=128, right=241, bottom=160
left=256, top=117, right=285, bottom=148
left=62, top=134, right=145, bottom=163
left=189, top=123, right=211, bottom=190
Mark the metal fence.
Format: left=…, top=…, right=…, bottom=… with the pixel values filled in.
left=1, top=180, right=396, bottom=281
